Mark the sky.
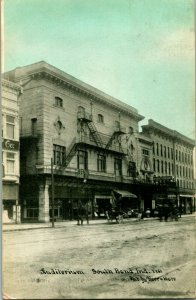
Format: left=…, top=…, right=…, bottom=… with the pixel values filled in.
left=2, top=0, right=195, bottom=139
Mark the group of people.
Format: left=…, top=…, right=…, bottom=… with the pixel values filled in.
left=76, top=200, right=182, bottom=225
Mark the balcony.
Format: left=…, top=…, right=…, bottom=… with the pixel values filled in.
left=76, top=133, right=126, bottom=155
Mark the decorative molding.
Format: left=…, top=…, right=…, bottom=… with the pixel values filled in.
left=53, top=116, right=65, bottom=135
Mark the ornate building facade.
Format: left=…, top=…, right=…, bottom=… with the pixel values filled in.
left=4, top=61, right=148, bottom=222
left=142, top=119, right=195, bottom=213
left=2, top=79, right=22, bottom=223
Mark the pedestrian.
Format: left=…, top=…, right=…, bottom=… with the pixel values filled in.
left=137, top=210, right=142, bottom=221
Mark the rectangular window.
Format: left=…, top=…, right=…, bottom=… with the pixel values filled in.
left=53, top=144, right=66, bottom=166
left=98, top=114, right=104, bottom=123
left=114, top=158, right=122, bottom=176
left=6, top=152, right=15, bottom=174
left=77, top=150, right=88, bottom=170
left=142, top=149, right=149, bottom=155
left=31, top=118, right=37, bottom=136
left=6, top=115, right=15, bottom=139
left=128, top=161, right=136, bottom=177
left=54, top=97, right=63, bottom=108
left=97, top=154, right=106, bottom=172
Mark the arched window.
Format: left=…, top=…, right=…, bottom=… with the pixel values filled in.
left=98, top=114, right=104, bottom=123
left=54, top=96, right=63, bottom=108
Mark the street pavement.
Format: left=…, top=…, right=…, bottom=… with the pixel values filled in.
left=2, top=215, right=196, bottom=299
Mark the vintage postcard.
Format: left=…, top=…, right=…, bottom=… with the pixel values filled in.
left=2, top=0, right=196, bottom=299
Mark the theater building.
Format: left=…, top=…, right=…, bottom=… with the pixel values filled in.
left=4, top=61, right=146, bottom=222
left=2, top=79, right=22, bottom=223
left=141, top=120, right=196, bottom=213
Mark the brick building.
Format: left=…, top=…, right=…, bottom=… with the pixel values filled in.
left=142, top=119, right=196, bottom=213
left=2, top=79, right=22, bottom=223
left=4, top=61, right=149, bottom=222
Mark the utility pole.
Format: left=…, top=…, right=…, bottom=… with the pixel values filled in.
left=51, top=157, right=55, bottom=228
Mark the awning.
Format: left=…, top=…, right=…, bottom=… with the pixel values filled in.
left=179, top=195, right=194, bottom=198
left=113, top=190, right=137, bottom=198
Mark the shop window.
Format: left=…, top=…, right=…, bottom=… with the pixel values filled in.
left=6, top=115, right=15, bottom=139
left=97, top=154, right=106, bottom=172
left=77, top=150, right=88, bottom=170
left=53, top=144, right=66, bottom=166
left=6, top=152, right=15, bottom=174
left=114, top=158, right=122, bottom=176
left=54, top=96, right=63, bottom=108
left=98, top=114, right=104, bottom=123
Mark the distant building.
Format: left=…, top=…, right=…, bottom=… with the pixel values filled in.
left=4, top=61, right=146, bottom=222
left=142, top=119, right=196, bottom=213
left=2, top=79, right=22, bottom=223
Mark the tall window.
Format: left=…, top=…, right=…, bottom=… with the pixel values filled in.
left=156, top=143, right=159, bottom=156
left=160, top=145, right=163, bottom=156
left=164, top=146, right=166, bottom=158
left=153, top=158, right=156, bottom=171
left=179, top=151, right=181, bottom=162
left=6, top=115, right=15, bottom=139
left=161, top=161, right=164, bottom=173
left=6, top=152, right=15, bottom=173
left=152, top=143, right=155, bottom=155
left=54, top=96, right=63, bottom=108
left=53, top=144, right=66, bottom=165
left=168, top=162, right=170, bottom=174
left=168, top=147, right=170, bottom=159
left=157, top=159, right=160, bottom=172
left=165, top=162, right=167, bottom=174
left=98, top=114, right=104, bottom=123
left=97, top=154, right=106, bottom=172
left=128, top=161, right=136, bottom=177
left=77, top=150, right=88, bottom=170
left=31, top=118, right=37, bottom=136
left=176, top=165, right=178, bottom=176
left=176, top=150, right=178, bottom=161
left=114, top=158, right=122, bottom=176
left=171, top=148, right=173, bottom=159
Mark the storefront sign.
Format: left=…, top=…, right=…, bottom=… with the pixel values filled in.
left=2, top=139, right=19, bottom=151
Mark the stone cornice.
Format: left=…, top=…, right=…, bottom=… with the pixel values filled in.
left=142, top=119, right=195, bottom=147
left=4, top=62, right=144, bottom=121
left=30, top=69, right=144, bottom=121
left=2, top=79, right=22, bottom=94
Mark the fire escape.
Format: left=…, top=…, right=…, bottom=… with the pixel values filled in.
left=63, top=109, right=126, bottom=170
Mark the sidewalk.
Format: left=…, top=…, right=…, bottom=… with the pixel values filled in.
left=2, top=214, right=195, bottom=232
